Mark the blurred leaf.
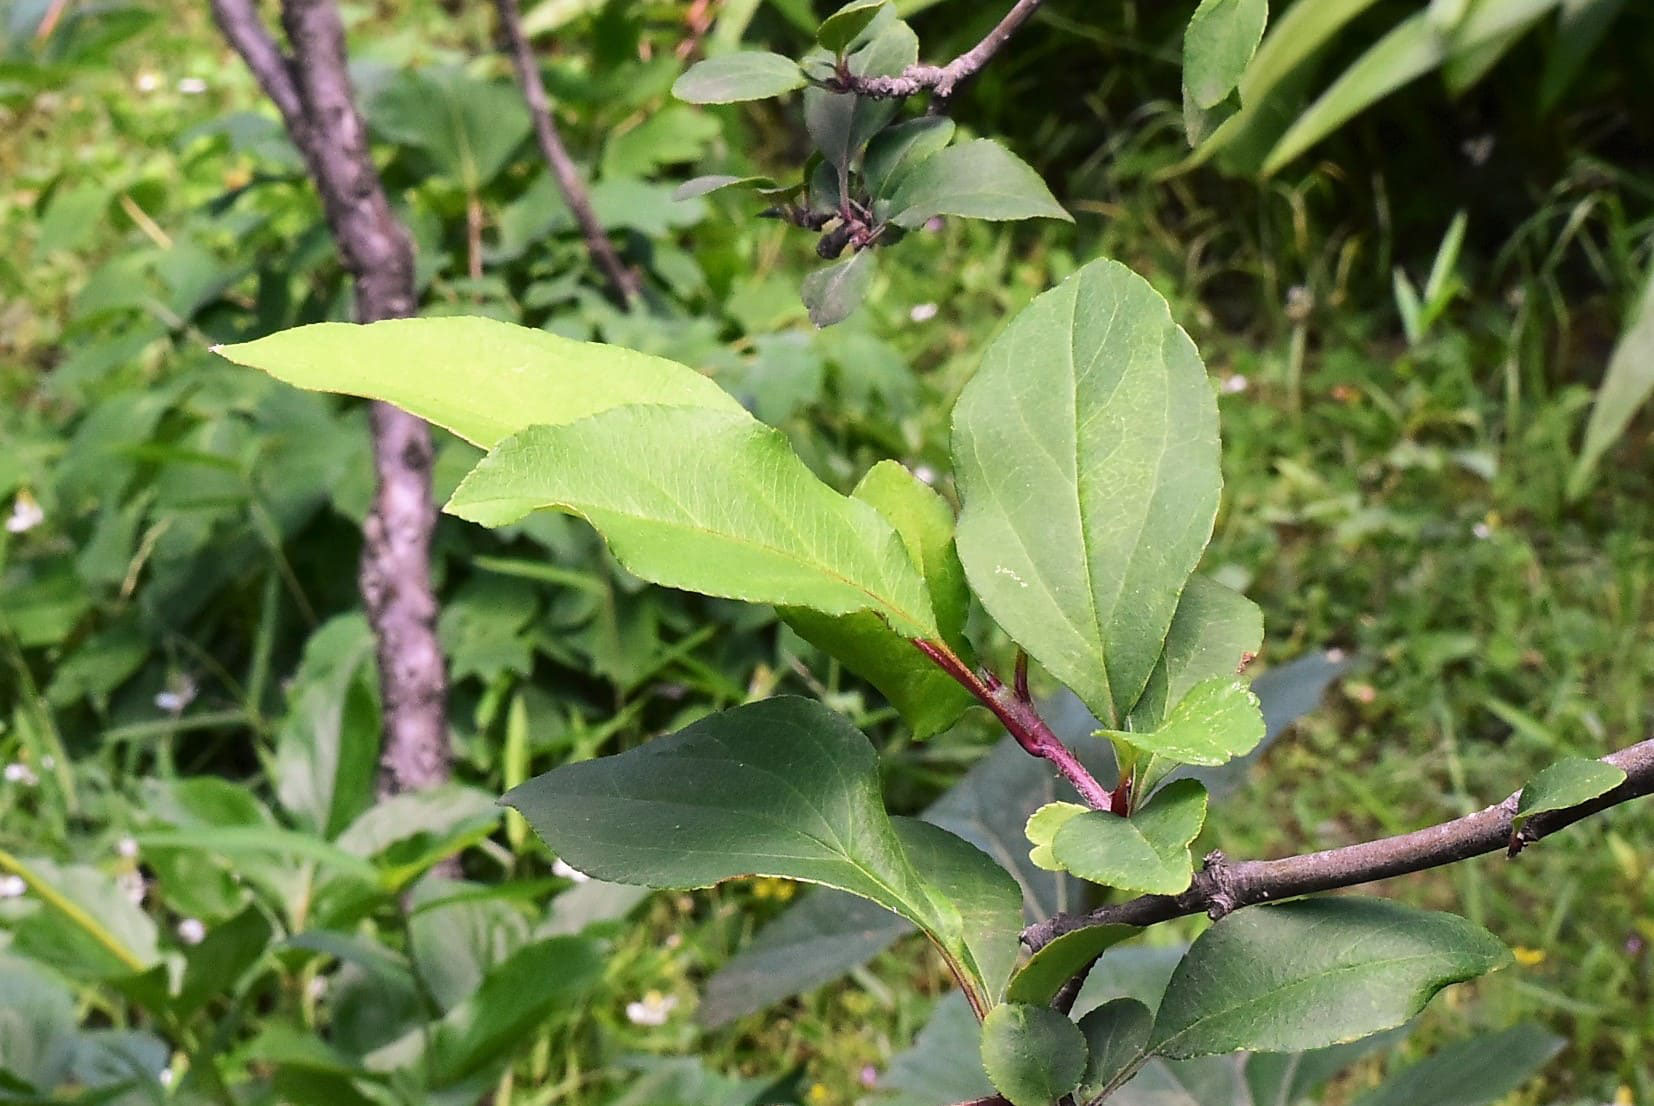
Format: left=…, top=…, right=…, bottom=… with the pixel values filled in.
left=174, top=903, right=274, bottom=1020
left=368, top=67, right=529, bottom=191
left=447, top=406, right=938, bottom=637
left=801, top=250, right=876, bottom=328
left=274, top=615, right=379, bottom=838
left=1538, top=0, right=1626, bottom=113
left=0, top=956, right=76, bottom=1093
left=1, top=855, right=158, bottom=980
left=953, top=259, right=1218, bottom=727
left=1569, top=269, right=1654, bottom=499
left=408, top=879, right=529, bottom=1012
left=1183, top=0, right=1269, bottom=108
left=601, top=103, right=720, bottom=179
left=874, top=992, right=996, bottom=1106
left=1244, top=1028, right=1408, bottom=1106
left=673, top=173, right=777, bottom=200
left=890, top=139, right=1071, bottom=227
left=1512, top=756, right=1626, bottom=834
left=1052, top=779, right=1209, bottom=894
left=672, top=51, right=805, bottom=103
left=1348, top=1023, right=1563, bottom=1106
left=1150, top=898, right=1510, bottom=1058
left=980, top=1002, right=1088, bottom=1106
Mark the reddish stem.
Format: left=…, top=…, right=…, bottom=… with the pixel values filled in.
left=914, top=640, right=1119, bottom=813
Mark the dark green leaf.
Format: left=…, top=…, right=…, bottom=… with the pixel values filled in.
left=1006, top=925, right=1137, bottom=1005
left=1150, top=898, right=1511, bottom=1058
left=1513, top=756, right=1626, bottom=834
left=1077, top=998, right=1154, bottom=1102
left=876, top=993, right=997, bottom=1106
left=1051, top=779, right=1209, bottom=894
left=818, top=0, right=886, bottom=53
left=952, top=259, right=1220, bottom=727
left=1127, top=575, right=1262, bottom=732
left=890, top=139, right=1071, bottom=227
left=801, top=250, right=877, bottom=328
left=980, top=1002, right=1088, bottom=1106
left=863, top=116, right=956, bottom=199
left=672, top=51, right=807, bottom=103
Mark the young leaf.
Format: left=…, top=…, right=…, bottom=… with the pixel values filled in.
left=952, top=259, right=1221, bottom=727
left=1512, top=756, right=1626, bottom=835
left=1006, top=924, right=1137, bottom=1006
left=1052, top=779, right=1209, bottom=894
left=214, top=316, right=743, bottom=450
left=1127, top=575, right=1262, bottom=732
left=1077, top=998, right=1154, bottom=1102
left=1024, top=801, right=1088, bottom=872
left=1149, top=898, right=1511, bottom=1058
left=671, top=51, right=806, bottom=104
left=801, top=249, right=877, bottom=328
left=447, top=406, right=938, bottom=638
left=817, top=0, right=886, bottom=54
left=1102, top=677, right=1265, bottom=768
left=863, top=116, right=956, bottom=199
left=979, top=1002, right=1088, bottom=1106
left=1184, top=0, right=1270, bottom=109
left=503, top=697, right=1018, bottom=1011
left=783, top=461, right=975, bottom=738
left=889, top=139, right=1072, bottom=227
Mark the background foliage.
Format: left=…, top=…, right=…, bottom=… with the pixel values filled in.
left=1, top=0, right=1651, bottom=1103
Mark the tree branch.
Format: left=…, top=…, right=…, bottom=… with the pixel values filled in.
left=914, top=640, right=1119, bottom=812
left=829, top=0, right=1046, bottom=101
left=493, top=0, right=638, bottom=305
left=214, top=0, right=451, bottom=796
left=1025, top=737, right=1654, bottom=950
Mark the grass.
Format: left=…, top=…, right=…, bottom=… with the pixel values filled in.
left=4, top=3, right=1652, bottom=1105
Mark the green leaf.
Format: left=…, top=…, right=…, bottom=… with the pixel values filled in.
left=1348, top=1023, right=1563, bottom=1106
left=877, top=993, right=998, bottom=1106
left=1127, top=575, right=1262, bottom=732
left=803, top=20, right=917, bottom=170
left=1513, top=756, right=1626, bottom=834
left=783, top=461, right=975, bottom=738
left=447, top=406, right=937, bottom=638
left=980, top=1002, right=1088, bottom=1106
left=1184, top=0, right=1269, bottom=108
left=672, top=174, right=777, bottom=201
left=1103, top=677, right=1264, bottom=768
left=890, top=139, right=1072, bottom=227
left=818, top=0, right=886, bottom=53
left=801, top=250, right=877, bottom=328
left=1052, top=779, right=1208, bottom=894
left=1149, top=898, right=1512, bottom=1058
left=1007, top=924, right=1137, bottom=1006
left=1569, top=270, right=1654, bottom=499
left=274, top=615, right=379, bottom=839
left=1077, top=998, right=1154, bottom=1102
left=1024, top=801, right=1088, bottom=872
left=368, top=68, right=529, bottom=192
left=214, top=316, right=743, bottom=450
left=0, top=854, right=159, bottom=980
left=671, top=51, right=806, bottom=103
left=175, top=903, right=275, bottom=1020
left=503, top=697, right=1018, bottom=1011
left=863, top=116, right=956, bottom=199
left=0, top=957, right=76, bottom=1093
left=1245, top=1030, right=1407, bottom=1106
left=952, top=259, right=1221, bottom=727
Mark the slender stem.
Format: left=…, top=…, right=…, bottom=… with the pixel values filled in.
left=832, top=0, right=1046, bottom=100
left=1024, top=736, right=1654, bottom=949
left=493, top=0, right=638, bottom=304
left=914, top=640, right=1118, bottom=812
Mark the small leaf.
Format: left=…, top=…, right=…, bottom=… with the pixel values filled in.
left=1077, top=998, right=1154, bottom=1101
left=214, top=316, right=742, bottom=450
left=1127, top=575, right=1262, bottom=732
left=1512, top=756, right=1626, bottom=835
left=890, top=139, right=1071, bottom=227
left=980, top=1002, right=1088, bottom=1106
left=818, top=0, right=886, bottom=54
left=1103, top=677, right=1265, bottom=768
left=447, top=406, right=937, bottom=638
left=952, top=259, right=1220, bottom=728
left=1052, top=779, right=1209, bottom=894
left=1150, top=898, right=1511, bottom=1058
left=672, top=51, right=807, bottom=104
left=1007, top=924, right=1137, bottom=1005
left=673, top=174, right=777, bottom=201
left=1184, top=0, right=1270, bottom=109
left=801, top=250, right=877, bottom=328
left=863, top=116, right=956, bottom=199
left=1024, top=801, right=1089, bottom=872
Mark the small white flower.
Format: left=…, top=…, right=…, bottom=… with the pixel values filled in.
left=118, top=869, right=147, bottom=906
left=1326, top=647, right=1347, bottom=664
left=40, top=755, right=54, bottom=770
left=117, top=837, right=140, bottom=860
left=5, top=491, right=43, bottom=534
left=911, top=464, right=938, bottom=486
left=3, top=763, right=38, bottom=786
left=552, top=858, right=590, bottom=883
left=664, top=932, right=683, bottom=950
left=0, top=874, right=26, bottom=898
left=1221, top=374, right=1249, bottom=395
left=159, top=1066, right=175, bottom=1088
left=155, top=673, right=197, bottom=714
left=1472, top=522, right=1492, bottom=540
left=909, top=302, right=939, bottom=323
left=176, top=77, right=208, bottom=95
left=624, top=990, right=678, bottom=1026
left=135, top=70, right=162, bottom=93
left=176, top=917, right=206, bottom=945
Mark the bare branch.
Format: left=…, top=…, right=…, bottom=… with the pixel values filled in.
left=493, top=0, right=639, bottom=305
left=1025, top=737, right=1654, bottom=950
left=215, top=0, right=451, bottom=796
left=830, top=0, right=1046, bottom=101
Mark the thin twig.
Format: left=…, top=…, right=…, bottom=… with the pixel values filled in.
left=1024, top=736, right=1654, bottom=950
left=914, top=640, right=1118, bottom=812
left=829, top=0, right=1046, bottom=101
left=493, top=0, right=638, bottom=304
